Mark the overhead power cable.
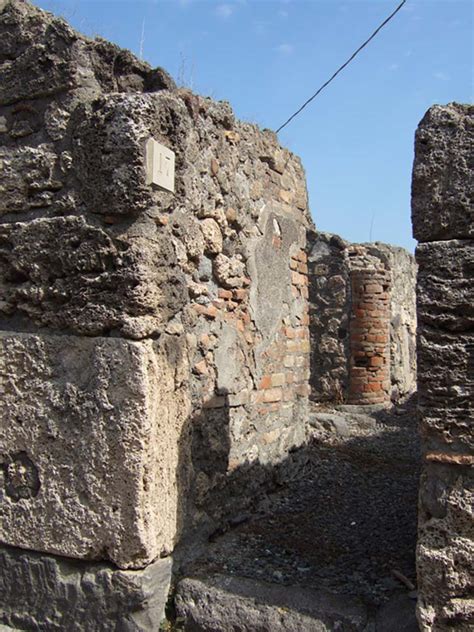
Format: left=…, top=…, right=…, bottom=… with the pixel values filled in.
left=276, top=0, right=407, bottom=133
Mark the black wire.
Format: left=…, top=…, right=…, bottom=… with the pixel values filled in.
left=276, top=0, right=407, bottom=133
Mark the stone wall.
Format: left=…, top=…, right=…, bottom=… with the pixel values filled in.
left=365, top=243, right=418, bottom=401
left=412, top=103, right=473, bottom=630
left=308, top=231, right=417, bottom=405
left=0, top=0, right=310, bottom=627
left=307, top=232, right=351, bottom=402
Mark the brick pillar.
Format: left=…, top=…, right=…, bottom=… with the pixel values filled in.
left=348, top=269, right=391, bottom=405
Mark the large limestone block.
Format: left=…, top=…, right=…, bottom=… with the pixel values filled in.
left=417, top=329, right=473, bottom=452
left=0, top=216, right=187, bottom=338
left=417, top=464, right=474, bottom=631
left=0, top=331, right=190, bottom=569
left=412, top=103, right=473, bottom=242
left=0, top=544, right=172, bottom=631
left=416, top=240, right=473, bottom=333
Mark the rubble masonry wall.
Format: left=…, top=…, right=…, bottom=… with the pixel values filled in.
left=0, top=1, right=310, bottom=627
left=308, top=231, right=417, bottom=404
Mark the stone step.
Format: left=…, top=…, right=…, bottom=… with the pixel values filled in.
left=174, top=574, right=368, bottom=631
left=174, top=574, right=419, bottom=631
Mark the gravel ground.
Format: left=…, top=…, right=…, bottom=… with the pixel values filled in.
left=184, top=397, right=421, bottom=613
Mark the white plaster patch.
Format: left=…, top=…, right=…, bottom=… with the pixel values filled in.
left=145, top=138, right=175, bottom=193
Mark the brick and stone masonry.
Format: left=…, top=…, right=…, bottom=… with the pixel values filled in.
left=0, top=2, right=457, bottom=631
left=0, top=1, right=310, bottom=628
left=307, top=231, right=416, bottom=405
left=412, top=103, right=473, bottom=631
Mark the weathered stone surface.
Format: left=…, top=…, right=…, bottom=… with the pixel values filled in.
left=200, top=218, right=222, bottom=255
left=417, top=464, right=474, bottom=631
left=248, top=210, right=304, bottom=341
left=0, top=0, right=174, bottom=107
left=412, top=103, right=474, bottom=242
left=0, top=0, right=79, bottom=107
left=0, top=145, right=64, bottom=216
left=308, top=410, right=377, bottom=438
left=0, top=3, right=314, bottom=626
left=416, top=240, right=474, bottom=333
left=308, top=231, right=350, bottom=402
left=308, top=232, right=417, bottom=404
left=417, top=329, right=473, bottom=453
left=174, top=575, right=368, bottom=631
left=71, top=93, right=186, bottom=218
left=0, top=0, right=311, bottom=476
left=0, top=216, right=187, bottom=338
left=0, top=544, right=172, bottom=631
left=413, top=103, right=474, bottom=632
left=0, top=331, right=190, bottom=568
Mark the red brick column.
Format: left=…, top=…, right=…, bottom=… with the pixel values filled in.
left=348, top=269, right=391, bottom=404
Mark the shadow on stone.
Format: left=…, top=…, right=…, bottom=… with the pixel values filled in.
left=167, top=397, right=421, bottom=631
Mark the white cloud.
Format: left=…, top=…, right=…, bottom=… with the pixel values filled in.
left=389, top=63, right=399, bottom=71
left=433, top=71, right=450, bottom=81
left=278, top=9, right=288, bottom=18
left=276, top=43, right=294, bottom=55
left=215, top=4, right=234, bottom=19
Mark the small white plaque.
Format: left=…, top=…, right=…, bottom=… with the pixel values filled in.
left=145, top=138, right=175, bottom=193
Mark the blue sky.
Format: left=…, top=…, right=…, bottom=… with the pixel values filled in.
left=37, top=0, right=472, bottom=251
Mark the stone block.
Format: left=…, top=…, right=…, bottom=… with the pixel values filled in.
left=0, top=1, right=174, bottom=107
left=174, top=574, right=368, bottom=631
left=71, top=93, right=188, bottom=218
left=416, top=240, right=474, bottom=333
left=0, top=1, right=78, bottom=106
left=0, top=216, right=187, bottom=339
left=0, top=544, right=172, bottom=631
left=0, top=146, right=63, bottom=216
left=417, top=464, right=474, bottom=630
left=412, top=103, right=474, bottom=242
left=417, top=329, right=473, bottom=452
left=419, top=407, right=473, bottom=457
left=0, top=331, right=190, bottom=569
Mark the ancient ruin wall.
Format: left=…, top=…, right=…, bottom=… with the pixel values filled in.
left=0, top=1, right=310, bottom=626
left=412, top=103, right=473, bottom=631
left=308, top=231, right=416, bottom=404
left=307, top=232, right=351, bottom=402
left=365, top=243, right=417, bottom=401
